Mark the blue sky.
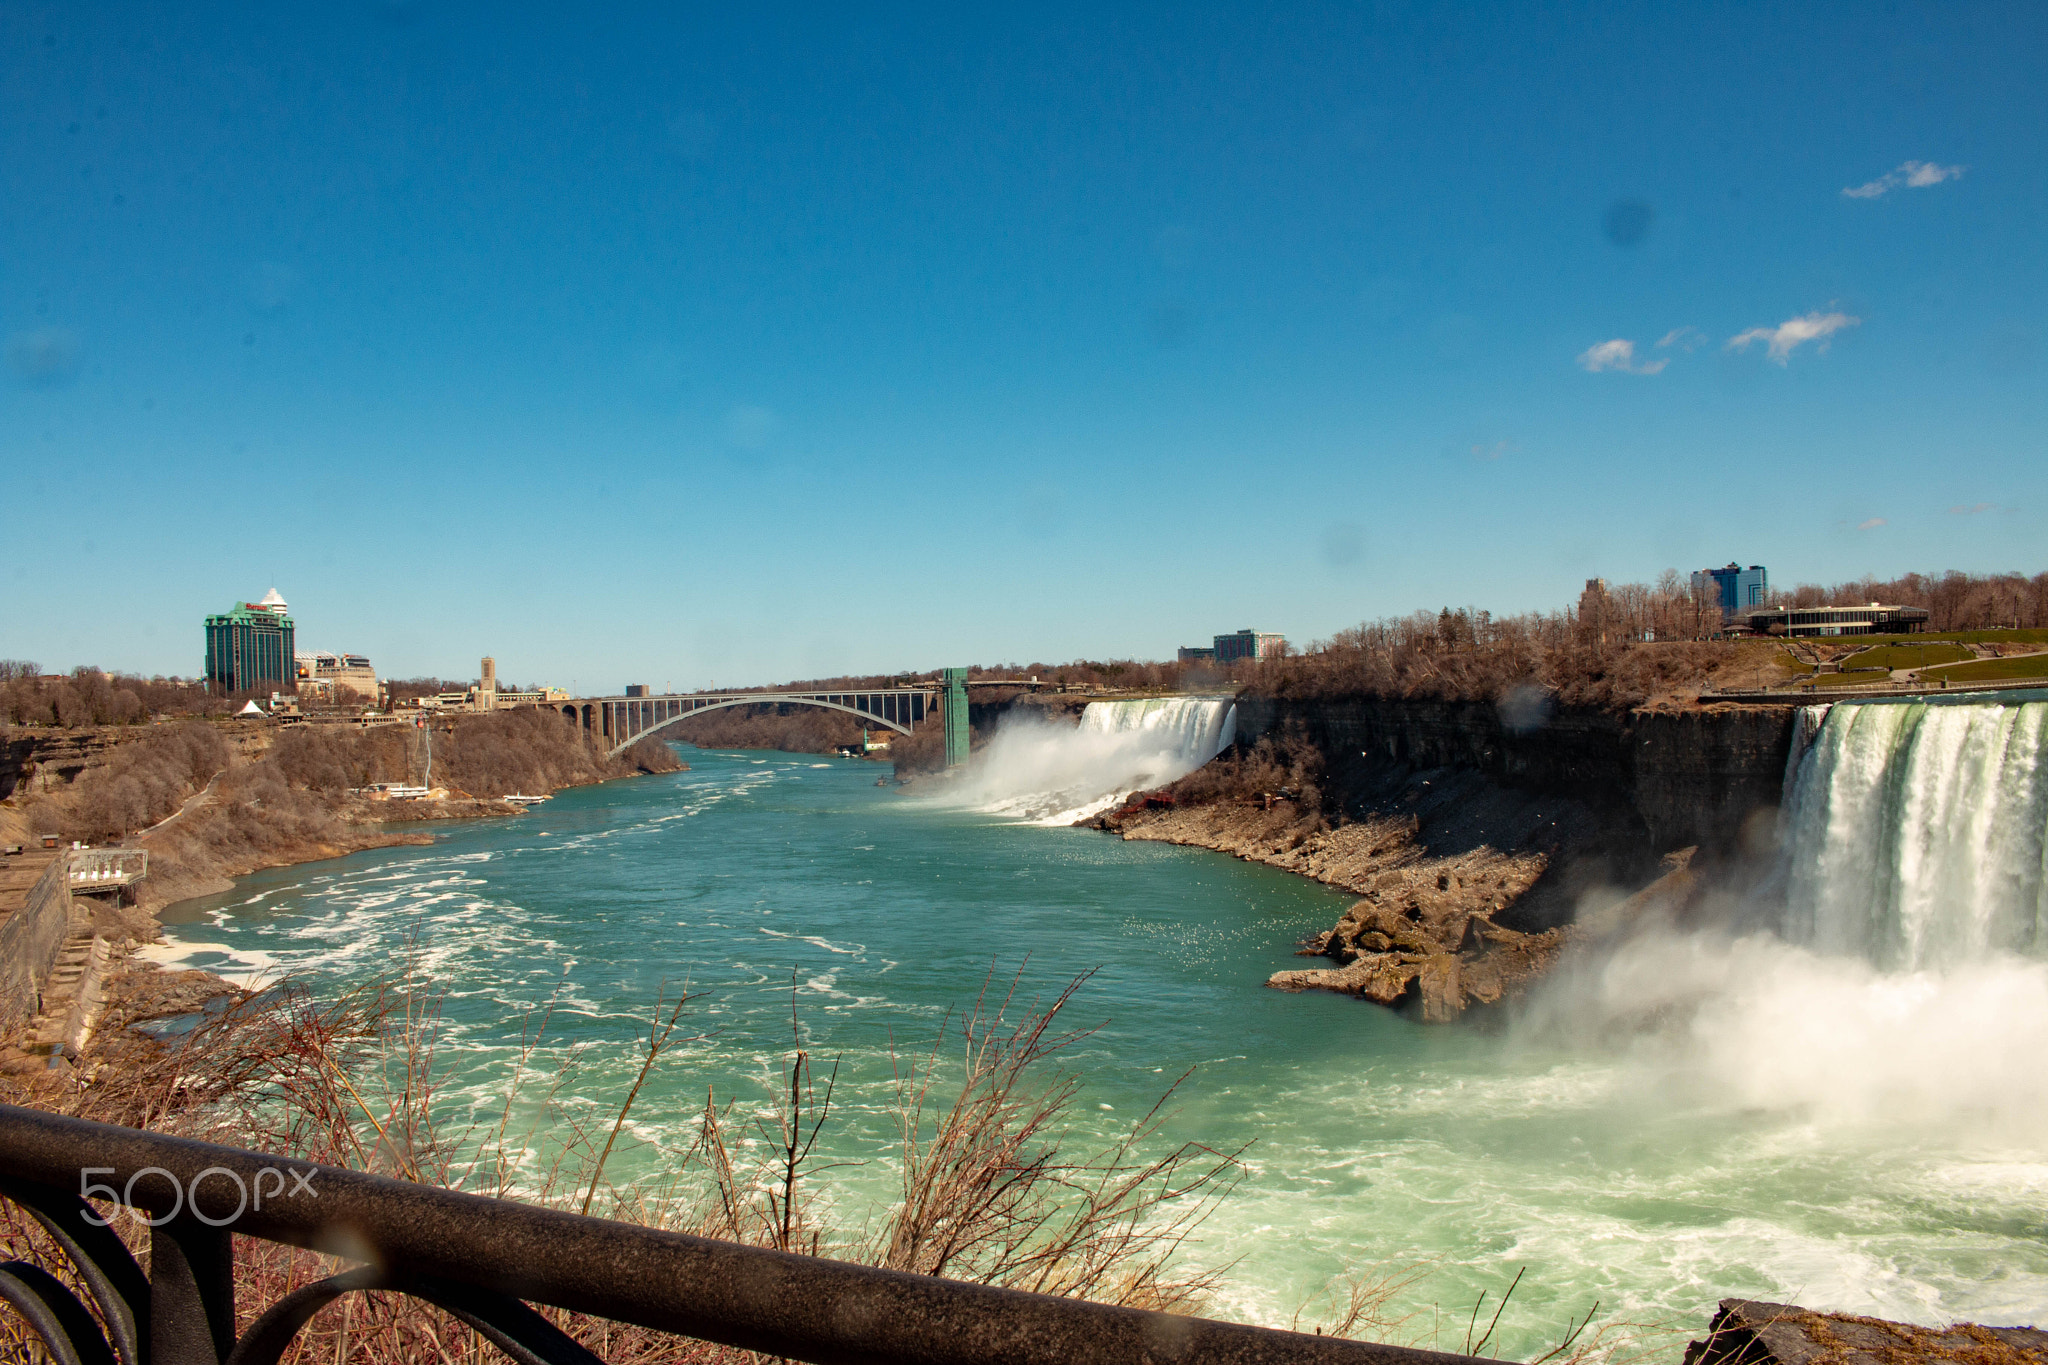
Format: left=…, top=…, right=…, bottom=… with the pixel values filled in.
left=5, top=3, right=2043, bottom=689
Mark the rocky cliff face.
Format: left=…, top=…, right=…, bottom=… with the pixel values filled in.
left=1107, top=696, right=1795, bottom=1019
left=3, top=729, right=130, bottom=801
left=1234, top=697, right=1795, bottom=863
left=3, top=721, right=276, bottom=804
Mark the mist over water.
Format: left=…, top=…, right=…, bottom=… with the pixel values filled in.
left=942, top=697, right=1236, bottom=823
left=1513, top=693, right=2048, bottom=1323
left=1533, top=694, right=2048, bottom=1139
left=145, top=696, right=2048, bottom=1343
left=1524, top=931, right=2048, bottom=1137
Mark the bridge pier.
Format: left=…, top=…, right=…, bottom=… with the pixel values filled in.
left=943, top=668, right=969, bottom=768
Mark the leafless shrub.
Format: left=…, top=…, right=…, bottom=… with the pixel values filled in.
left=1292, top=1261, right=1436, bottom=1344
left=663, top=702, right=871, bottom=756
left=1167, top=728, right=1326, bottom=812
left=0, top=960, right=1251, bottom=1361
left=867, top=970, right=1243, bottom=1310
left=0, top=958, right=1704, bottom=1363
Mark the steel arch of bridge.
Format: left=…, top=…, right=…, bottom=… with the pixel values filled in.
left=576, top=688, right=934, bottom=757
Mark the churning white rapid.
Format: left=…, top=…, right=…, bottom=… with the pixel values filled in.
left=947, top=696, right=1237, bottom=824
left=1781, top=694, right=2048, bottom=967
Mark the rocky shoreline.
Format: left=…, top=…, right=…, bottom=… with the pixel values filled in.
left=128, top=789, right=605, bottom=921
left=1090, top=701, right=1757, bottom=1020
left=1095, top=771, right=1598, bottom=1019
left=0, top=712, right=691, bottom=1083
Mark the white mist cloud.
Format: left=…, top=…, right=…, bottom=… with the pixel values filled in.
left=1948, top=502, right=1996, bottom=515
left=933, top=702, right=1236, bottom=825
left=1576, top=338, right=1667, bottom=375
left=1727, top=310, right=1861, bottom=364
left=1521, top=930, right=2048, bottom=1139
left=1657, top=326, right=1707, bottom=351
left=1843, top=160, right=1967, bottom=199
left=1857, top=517, right=1887, bottom=530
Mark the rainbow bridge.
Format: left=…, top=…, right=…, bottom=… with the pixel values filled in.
left=562, top=672, right=985, bottom=764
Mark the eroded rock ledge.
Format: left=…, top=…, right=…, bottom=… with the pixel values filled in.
left=1097, top=740, right=1707, bottom=1020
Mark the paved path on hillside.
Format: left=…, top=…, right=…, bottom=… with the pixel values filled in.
left=1896, top=645, right=2048, bottom=683
left=133, top=769, right=222, bottom=843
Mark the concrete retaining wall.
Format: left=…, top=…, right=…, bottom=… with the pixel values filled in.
left=0, top=857, right=71, bottom=1033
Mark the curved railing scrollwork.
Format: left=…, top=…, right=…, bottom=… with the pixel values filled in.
left=0, top=1104, right=1492, bottom=1365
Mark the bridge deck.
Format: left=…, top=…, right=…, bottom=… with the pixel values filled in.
left=558, top=687, right=938, bottom=754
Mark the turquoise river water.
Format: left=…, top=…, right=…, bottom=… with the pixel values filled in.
left=152, top=742, right=2048, bottom=1354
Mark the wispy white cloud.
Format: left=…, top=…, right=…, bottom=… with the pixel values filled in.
left=1904, top=161, right=1964, bottom=188
left=1857, top=518, right=1887, bottom=530
left=1948, top=502, right=1996, bottom=515
left=1843, top=160, right=1966, bottom=199
left=1576, top=338, right=1667, bottom=375
left=1657, top=326, right=1707, bottom=352
left=1726, top=310, right=1861, bottom=364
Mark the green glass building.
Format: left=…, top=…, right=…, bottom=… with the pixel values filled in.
left=204, top=591, right=296, bottom=695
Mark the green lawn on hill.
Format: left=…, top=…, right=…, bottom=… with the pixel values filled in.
left=1840, top=642, right=1975, bottom=671
left=1851, top=627, right=2048, bottom=646
left=1920, top=654, right=2048, bottom=684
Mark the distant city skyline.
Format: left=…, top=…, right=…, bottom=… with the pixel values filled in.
left=4, top=3, right=2043, bottom=686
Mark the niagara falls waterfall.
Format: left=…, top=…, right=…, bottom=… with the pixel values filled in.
left=944, top=696, right=1238, bottom=824
left=1521, top=693, right=2048, bottom=1137
left=1780, top=697, right=2048, bottom=968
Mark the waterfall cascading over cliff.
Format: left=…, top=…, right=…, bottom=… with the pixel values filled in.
left=949, top=696, right=1238, bottom=825
left=1780, top=694, right=2048, bottom=968
left=1518, top=691, right=2048, bottom=1144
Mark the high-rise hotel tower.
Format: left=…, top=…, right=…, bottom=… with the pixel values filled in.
left=204, top=587, right=296, bottom=695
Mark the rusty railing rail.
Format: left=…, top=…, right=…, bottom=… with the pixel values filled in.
left=0, top=1104, right=1493, bottom=1365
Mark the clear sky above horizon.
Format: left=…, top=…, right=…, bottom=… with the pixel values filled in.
left=5, top=2, right=2044, bottom=690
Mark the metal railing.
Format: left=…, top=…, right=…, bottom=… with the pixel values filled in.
left=0, top=1105, right=1491, bottom=1365
left=1700, top=675, right=2048, bottom=703
left=67, top=851, right=148, bottom=889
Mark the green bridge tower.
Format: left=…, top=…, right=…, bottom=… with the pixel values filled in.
left=943, top=668, right=970, bottom=768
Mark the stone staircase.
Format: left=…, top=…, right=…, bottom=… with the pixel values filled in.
left=28, top=914, right=111, bottom=1065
